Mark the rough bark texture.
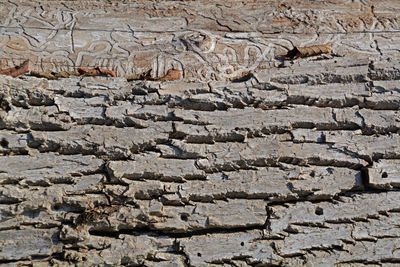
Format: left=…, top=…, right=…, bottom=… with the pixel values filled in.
left=0, top=0, right=400, bottom=266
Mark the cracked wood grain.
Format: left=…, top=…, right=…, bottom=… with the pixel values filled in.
left=0, top=0, right=400, bottom=266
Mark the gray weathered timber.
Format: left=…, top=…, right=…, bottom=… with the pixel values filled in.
left=0, top=0, right=400, bottom=266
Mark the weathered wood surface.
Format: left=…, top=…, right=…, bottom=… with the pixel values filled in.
left=1, top=0, right=400, bottom=80
left=0, top=0, right=400, bottom=266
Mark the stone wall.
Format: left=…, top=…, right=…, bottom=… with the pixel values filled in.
left=0, top=0, right=400, bottom=266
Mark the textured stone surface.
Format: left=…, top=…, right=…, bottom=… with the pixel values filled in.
left=0, top=0, right=400, bottom=266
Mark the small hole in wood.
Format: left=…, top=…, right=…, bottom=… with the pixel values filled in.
left=180, top=214, right=188, bottom=221
left=382, top=172, right=388, bottom=178
left=197, top=253, right=202, bottom=257
left=315, top=206, right=324, bottom=215
left=0, top=138, right=8, bottom=148
left=240, top=242, right=244, bottom=246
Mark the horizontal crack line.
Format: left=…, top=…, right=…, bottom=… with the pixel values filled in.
left=88, top=224, right=269, bottom=239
